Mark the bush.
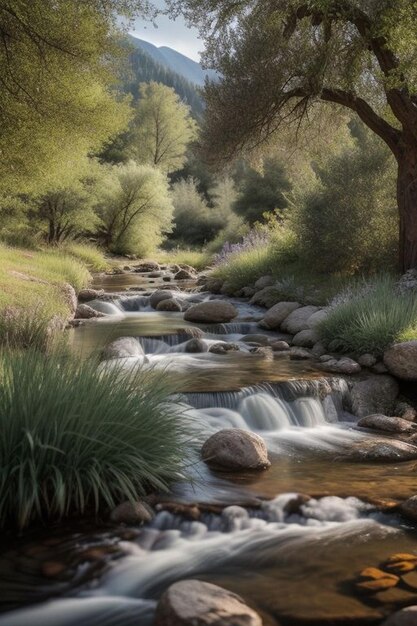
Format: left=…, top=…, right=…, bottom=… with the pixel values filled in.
left=318, top=276, right=417, bottom=355
left=62, top=242, right=108, bottom=272
left=0, top=352, right=193, bottom=529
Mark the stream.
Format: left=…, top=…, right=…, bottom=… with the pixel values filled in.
left=2, top=269, right=417, bottom=625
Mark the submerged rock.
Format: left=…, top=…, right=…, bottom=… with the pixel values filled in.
left=184, top=300, right=238, bottom=324
left=175, top=269, right=194, bottom=280
left=202, top=429, right=270, bottom=471
left=133, top=261, right=160, bottom=273
left=384, top=341, right=417, bottom=381
left=110, top=500, right=154, bottom=525
left=357, top=414, right=415, bottom=434
left=209, top=342, right=240, bottom=354
left=241, top=333, right=271, bottom=346
left=350, top=375, right=399, bottom=418
left=249, top=346, right=274, bottom=360
left=102, top=337, right=145, bottom=360
left=317, top=357, right=361, bottom=375
left=154, top=580, right=263, bottom=626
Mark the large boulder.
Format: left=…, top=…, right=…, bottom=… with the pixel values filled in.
left=350, top=375, right=399, bottom=418
left=384, top=341, right=417, bottom=381
left=154, top=580, right=263, bottom=626
left=357, top=414, right=416, bottom=434
left=102, top=337, right=145, bottom=360
left=184, top=300, right=238, bottom=324
left=184, top=338, right=208, bottom=353
left=307, top=308, right=329, bottom=328
left=260, top=301, right=300, bottom=330
left=150, top=290, right=174, bottom=309
left=62, top=283, right=78, bottom=315
left=202, top=429, right=270, bottom=471
left=292, top=329, right=319, bottom=348
left=281, top=306, right=320, bottom=334
left=250, top=286, right=281, bottom=308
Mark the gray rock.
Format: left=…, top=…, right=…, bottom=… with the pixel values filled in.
left=184, top=338, right=208, bottom=353
left=317, top=357, right=361, bottom=374
left=383, top=606, right=417, bottom=626
left=175, top=269, right=194, bottom=280
left=242, top=286, right=256, bottom=298
left=357, top=414, right=416, bottom=434
left=261, top=301, right=301, bottom=330
left=220, top=281, right=235, bottom=295
left=307, top=308, right=328, bottom=328
left=75, top=304, right=106, bottom=319
left=371, top=362, right=389, bottom=374
left=395, top=401, right=417, bottom=422
left=281, top=306, right=320, bottom=334
left=150, top=290, right=174, bottom=309
left=102, top=337, right=144, bottom=360
left=271, top=341, right=290, bottom=352
left=205, top=278, right=224, bottom=293
left=292, top=328, right=319, bottom=348
left=249, top=286, right=281, bottom=308
left=384, top=341, right=417, bottom=381
left=348, top=439, right=417, bottom=462
left=358, top=353, right=377, bottom=368
left=399, top=497, right=417, bottom=522
left=154, top=580, right=263, bottom=626
left=133, top=261, right=160, bottom=273
left=62, top=283, right=78, bottom=315
left=312, top=342, right=327, bottom=357
left=241, top=334, right=271, bottom=346
left=254, top=275, right=275, bottom=290
left=78, top=288, right=104, bottom=302
left=398, top=269, right=417, bottom=294
left=290, top=347, right=313, bottom=360
left=184, top=300, right=238, bottom=324
left=148, top=271, right=162, bottom=278
left=350, top=375, right=399, bottom=418
left=249, top=346, right=274, bottom=360
left=110, top=500, right=154, bottom=525
left=202, top=429, right=270, bottom=471
left=156, top=298, right=182, bottom=312
left=209, top=342, right=240, bottom=354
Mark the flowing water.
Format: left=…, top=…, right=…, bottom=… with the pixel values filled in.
left=2, top=270, right=417, bottom=626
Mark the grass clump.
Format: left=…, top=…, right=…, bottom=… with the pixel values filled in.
left=0, top=351, right=193, bottom=529
left=63, top=241, right=109, bottom=272
left=161, top=249, right=213, bottom=271
left=318, top=276, right=417, bottom=356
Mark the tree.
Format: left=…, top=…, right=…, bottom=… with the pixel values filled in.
left=167, top=0, right=417, bottom=271
left=233, top=157, right=291, bottom=225
left=96, top=161, right=173, bottom=255
left=0, top=0, right=147, bottom=194
left=130, top=82, right=198, bottom=173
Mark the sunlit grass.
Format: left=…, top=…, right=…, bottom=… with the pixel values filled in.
left=160, top=249, right=213, bottom=271
left=318, top=276, right=417, bottom=355
left=0, top=351, right=194, bottom=529
left=63, top=241, right=109, bottom=272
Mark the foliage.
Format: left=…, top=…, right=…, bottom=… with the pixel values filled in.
left=233, top=157, right=292, bottom=225
left=160, top=249, right=213, bottom=271
left=167, top=0, right=417, bottom=270
left=0, top=0, right=139, bottom=195
left=130, top=82, right=198, bottom=173
left=291, top=126, right=398, bottom=274
left=96, top=161, right=173, bottom=256
left=0, top=351, right=193, bottom=529
left=169, top=178, right=228, bottom=246
left=319, top=276, right=417, bottom=356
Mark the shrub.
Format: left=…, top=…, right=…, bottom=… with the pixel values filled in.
left=0, top=352, right=193, bottom=529
left=318, top=276, right=417, bottom=355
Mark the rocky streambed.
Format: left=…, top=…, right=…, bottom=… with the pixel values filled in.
left=2, top=262, right=417, bottom=626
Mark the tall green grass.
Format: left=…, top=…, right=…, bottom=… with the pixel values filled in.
left=0, top=352, right=193, bottom=529
left=319, top=276, right=417, bottom=355
left=63, top=241, right=109, bottom=272
left=160, top=249, right=213, bottom=271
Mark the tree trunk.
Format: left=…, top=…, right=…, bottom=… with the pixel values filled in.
left=397, top=138, right=417, bottom=272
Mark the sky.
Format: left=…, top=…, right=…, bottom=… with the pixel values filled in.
left=129, top=1, right=203, bottom=61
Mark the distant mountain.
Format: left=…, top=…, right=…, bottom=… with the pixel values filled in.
left=128, top=35, right=216, bottom=87
left=123, top=35, right=206, bottom=118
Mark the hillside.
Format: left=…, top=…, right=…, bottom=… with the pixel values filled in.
left=125, top=35, right=205, bottom=117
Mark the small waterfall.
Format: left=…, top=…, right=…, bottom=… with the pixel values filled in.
left=118, top=295, right=152, bottom=312
left=200, top=322, right=263, bottom=334
left=138, top=332, right=203, bottom=353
